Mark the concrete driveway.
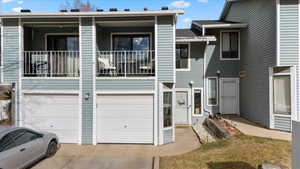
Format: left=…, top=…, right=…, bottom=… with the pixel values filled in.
left=31, top=127, right=200, bottom=169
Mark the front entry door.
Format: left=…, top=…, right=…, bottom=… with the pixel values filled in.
left=220, top=78, right=239, bottom=115
left=175, top=91, right=189, bottom=124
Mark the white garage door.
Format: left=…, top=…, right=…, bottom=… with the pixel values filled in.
left=23, top=94, right=79, bottom=144
left=97, top=94, right=154, bottom=144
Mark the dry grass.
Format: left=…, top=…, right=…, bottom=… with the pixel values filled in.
left=160, top=135, right=291, bottom=169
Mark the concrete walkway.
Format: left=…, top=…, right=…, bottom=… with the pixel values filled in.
left=224, top=116, right=291, bottom=141
left=31, top=127, right=200, bottom=169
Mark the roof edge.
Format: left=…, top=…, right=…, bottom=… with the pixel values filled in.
left=219, top=0, right=242, bottom=20
left=0, top=9, right=184, bottom=18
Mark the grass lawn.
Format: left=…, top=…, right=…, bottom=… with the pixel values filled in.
left=160, top=135, right=291, bottom=169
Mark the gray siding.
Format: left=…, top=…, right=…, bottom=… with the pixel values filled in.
left=2, top=18, right=20, bottom=125
left=163, top=129, right=173, bottom=144
left=279, top=0, right=299, bottom=66
left=274, top=115, right=291, bottom=131
left=22, top=79, right=79, bottom=90
left=96, top=79, right=155, bottom=91
left=225, top=0, right=277, bottom=127
left=80, top=18, right=94, bottom=144
left=157, top=16, right=175, bottom=83
left=293, top=120, right=300, bottom=169
left=157, top=16, right=175, bottom=144
left=279, top=0, right=299, bottom=131
left=176, top=42, right=205, bottom=88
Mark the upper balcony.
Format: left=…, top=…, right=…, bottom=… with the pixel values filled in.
left=22, top=18, right=156, bottom=78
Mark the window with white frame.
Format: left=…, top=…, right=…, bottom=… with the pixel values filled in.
left=163, top=91, right=173, bottom=128
left=221, top=31, right=239, bottom=60
left=193, top=89, right=202, bottom=115
left=176, top=44, right=189, bottom=70
left=208, top=77, right=218, bottom=106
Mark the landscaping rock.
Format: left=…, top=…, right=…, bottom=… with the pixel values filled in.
left=203, top=118, right=231, bottom=139
left=193, top=122, right=215, bottom=143
left=258, top=163, right=282, bottom=169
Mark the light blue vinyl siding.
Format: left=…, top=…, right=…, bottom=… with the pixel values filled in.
left=81, top=18, right=94, bottom=144
left=22, top=79, right=79, bottom=90
left=157, top=16, right=175, bottom=83
left=157, top=16, right=175, bottom=144
left=2, top=18, right=20, bottom=125
left=274, top=115, right=291, bottom=131
left=96, top=79, right=155, bottom=91
left=279, top=0, right=299, bottom=66
left=163, top=129, right=173, bottom=144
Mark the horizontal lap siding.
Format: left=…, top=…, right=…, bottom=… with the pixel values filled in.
left=225, top=0, right=276, bottom=127
left=3, top=18, right=20, bottom=125
left=157, top=16, right=175, bottom=144
left=22, top=79, right=79, bottom=90
left=280, top=0, right=299, bottom=66
left=279, top=0, right=298, bottom=131
left=157, top=16, right=175, bottom=83
left=81, top=18, right=94, bottom=144
left=274, top=115, right=291, bottom=131
left=3, top=19, right=20, bottom=83
left=96, top=79, right=155, bottom=91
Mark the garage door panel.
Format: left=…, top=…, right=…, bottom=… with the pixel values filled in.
left=24, top=118, right=78, bottom=130
left=23, top=94, right=79, bottom=144
left=97, top=94, right=154, bottom=144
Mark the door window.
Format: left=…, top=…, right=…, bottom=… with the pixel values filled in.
left=163, top=92, right=173, bottom=128
left=208, top=78, right=218, bottom=105
left=113, top=34, right=150, bottom=51
left=47, top=35, right=79, bottom=51
left=0, top=135, right=16, bottom=152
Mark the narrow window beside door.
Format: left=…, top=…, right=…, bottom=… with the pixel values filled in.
left=163, top=92, right=173, bottom=128
left=194, top=89, right=202, bottom=115
left=208, top=78, right=218, bottom=106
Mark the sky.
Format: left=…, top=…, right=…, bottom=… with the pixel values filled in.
left=0, top=0, right=225, bottom=28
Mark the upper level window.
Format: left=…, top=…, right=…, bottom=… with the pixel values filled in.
left=47, top=35, right=79, bottom=51
left=176, top=44, right=189, bottom=70
left=112, top=34, right=150, bottom=51
left=221, top=31, right=240, bottom=60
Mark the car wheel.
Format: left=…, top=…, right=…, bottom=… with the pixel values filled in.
left=46, top=141, right=58, bottom=157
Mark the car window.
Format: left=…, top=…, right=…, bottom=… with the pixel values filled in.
left=0, top=135, right=16, bottom=152
left=13, top=131, right=40, bottom=146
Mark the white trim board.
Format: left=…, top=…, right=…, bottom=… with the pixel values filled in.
left=92, top=17, right=97, bottom=145
left=219, top=30, right=241, bottom=61
left=78, top=17, right=83, bottom=145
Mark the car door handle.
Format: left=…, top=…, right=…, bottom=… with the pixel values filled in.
left=20, top=148, right=26, bottom=152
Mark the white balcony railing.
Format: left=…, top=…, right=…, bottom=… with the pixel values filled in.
left=96, top=50, right=155, bottom=77
left=23, top=51, right=80, bottom=77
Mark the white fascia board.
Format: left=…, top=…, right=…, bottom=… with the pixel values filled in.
left=0, top=10, right=184, bottom=18
left=203, top=23, right=248, bottom=29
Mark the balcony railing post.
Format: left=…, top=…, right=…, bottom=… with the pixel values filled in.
left=124, top=51, right=127, bottom=77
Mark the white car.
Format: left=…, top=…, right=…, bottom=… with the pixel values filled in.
left=0, top=126, right=59, bottom=169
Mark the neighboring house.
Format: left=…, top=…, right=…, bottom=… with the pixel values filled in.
left=0, top=9, right=184, bottom=145
left=174, top=0, right=299, bottom=133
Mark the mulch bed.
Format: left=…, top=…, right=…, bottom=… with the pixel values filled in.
left=204, top=118, right=243, bottom=139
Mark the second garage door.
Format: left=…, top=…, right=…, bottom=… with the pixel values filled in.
left=97, top=94, right=154, bottom=144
